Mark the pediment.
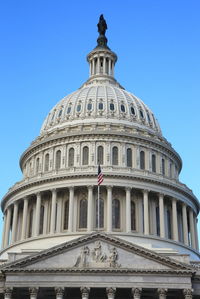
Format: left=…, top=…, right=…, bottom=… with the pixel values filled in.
left=2, top=233, right=192, bottom=273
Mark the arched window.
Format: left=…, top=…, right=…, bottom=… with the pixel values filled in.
left=28, top=208, right=33, bottom=238
left=131, top=201, right=136, bottom=231
left=79, top=199, right=87, bottom=229
left=140, top=151, right=145, bottom=169
left=96, top=198, right=104, bottom=229
left=68, top=148, right=74, bottom=167
left=63, top=200, right=69, bottom=230
left=112, top=199, right=120, bottom=229
left=36, top=157, right=40, bottom=173
left=162, top=158, right=165, bottom=175
left=55, top=150, right=61, bottom=170
left=97, top=146, right=104, bottom=165
left=152, top=154, right=156, bottom=172
left=127, top=148, right=132, bottom=167
left=82, top=146, right=89, bottom=165
left=112, top=147, right=118, bottom=165
left=44, top=153, right=49, bottom=171
left=39, top=205, right=44, bottom=235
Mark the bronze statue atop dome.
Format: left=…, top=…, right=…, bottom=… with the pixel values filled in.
left=97, top=14, right=107, bottom=36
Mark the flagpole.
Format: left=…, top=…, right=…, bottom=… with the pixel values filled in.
left=97, top=184, right=100, bottom=231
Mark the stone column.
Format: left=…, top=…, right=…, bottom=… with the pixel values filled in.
left=108, top=59, right=111, bottom=76
left=194, top=216, right=199, bottom=251
left=35, top=192, right=41, bottom=236
left=92, top=59, right=94, bottom=75
left=50, top=189, right=57, bottom=234
left=1, top=212, right=7, bottom=248
left=107, top=186, right=112, bottom=232
left=43, top=200, right=49, bottom=234
left=157, top=289, right=168, bottom=299
left=4, top=288, right=12, bottom=299
left=172, top=198, right=178, bottom=241
left=87, top=186, right=93, bottom=231
left=11, top=202, right=18, bottom=243
left=56, top=196, right=62, bottom=233
left=29, top=287, right=38, bottom=299
left=189, top=209, right=196, bottom=249
left=143, top=190, right=149, bottom=235
left=68, top=187, right=74, bottom=232
left=80, top=287, right=90, bottom=299
left=182, top=203, right=189, bottom=246
left=106, top=288, right=116, bottom=299
left=103, top=56, right=106, bottom=73
left=21, top=197, right=29, bottom=240
left=183, top=289, right=193, bottom=299
left=125, top=187, right=131, bottom=232
left=132, top=288, right=142, bottom=299
left=55, top=287, right=65, bottom=299
left=97, top=56, right=100, bottom=74
left=4, top=207, right=11, bottom=247
left=159, top=193, right=165, bottom=238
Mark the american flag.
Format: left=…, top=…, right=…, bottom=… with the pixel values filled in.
left=97, top=165, right=104, bottom=185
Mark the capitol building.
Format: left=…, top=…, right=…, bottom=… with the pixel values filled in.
left=0, top=16, right=200, bottom=299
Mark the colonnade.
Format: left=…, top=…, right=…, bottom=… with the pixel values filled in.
left=89, top=54, right=115, bottom=77
left=2, top=286, right=194, bottom=299
left=1, top=186, right=199, bottom=252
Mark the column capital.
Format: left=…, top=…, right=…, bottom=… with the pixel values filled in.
left=107, top=185, right=113, bottom=190
left=106, top=288, right=116, bottom=299
left=157, top=288, right=168, bottom=295
left=36, top=191, right=41, bottom=197
left=51, top=188, right=57, bottom=194
left=183, top=288, right=193, bottom=298
left=4, top=287, right=13, bottom=296
left=55, top=287, right=65, bottom=296
left=29, top=287, right=39, bottom=296
left=159, top=193, right=165, bottom=198
left=143, top=189, right=149, bottom=195
left=87, top=185, right=93, bottom=190
left=80, top=287, right=90, bottom=299
left=132, top=287, right=142, bottom=297
left=125, top=187, right=131, bottom=192
left=69, top=186, right=74, bottom=192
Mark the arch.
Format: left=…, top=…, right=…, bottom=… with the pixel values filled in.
left=68, top=148, right=75, bottom=167
left=96, top=198, right=104, bottom=228
left=39, top=205, right=44, bottom=235
left=112, top=199, right=120, bottom=229
left=112, top=146, right=118, bottom=165
left=44, top=153, right=49, bottom=171
left=131, top=200, right=136, bottom=231
left=36, top=157, right=40, bottom=173
left=55, top=150, right=61, bottom=170
left=63, top=200, right=69, bottom=230
left=82, top=146, right=89, bottom=165
left=97, top=146, right=104, bottom=165
left=79, top=198, right=87, bottom=229
left=140, top=150, right=145, bottom=170
left=152, top=154, right=156, bottom=172
left=127, top=148, right=132, bottom=167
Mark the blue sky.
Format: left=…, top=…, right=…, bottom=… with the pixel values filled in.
left=0, top=1, right=200, bottom=239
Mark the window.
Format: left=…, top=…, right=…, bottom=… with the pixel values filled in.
left=77, top=104, right=81, bottom=112
left=131, top=106, right=135, bottom=115
left=139, top=110, right=144, bottom=119
left=39, top=205, right=44, bottom=235
left=131, top=201, right=136, bottom=231
left=121, top=104, right=125, bottom=112
left=68, top=148, right=74, bottom=167
left=162, top=158, right=165, bottom=175
left=110, top=103, right=115, bottom=111
left=112, top=199, right=120, bottom=229
left=67, top=106, right=71, bottom=114
left=140, top=151, right=145, bottom=169
left=87, top=103, right=92, bottom=111
left=96, top=198, right=104, bottom=228
left=55, top=150, right=61, bottom=170
left=44, top=153, right=49, bottom=171
left=36, top=157, right=40, bottom=173
left=82, top=146, right=89, bottom=165
left=28, top=208, right=33, bottom=238
left=79, top=199, right=87, bottom=229
left=147, top=112, right=151, bottom=123
left=97, top=146, right=104, bottom=165
left=127, top=148, right=132, bottom=167
left=112, top=146, right=118, bottom=165
left=58, top=109, right=63, bottom=117
left=98, top=102, right=103, bottom=110
left=63, top=200, right=69, bottom=230
left=51, top=111, right=55, bottom=121
left=156, top=206, right=160, bottom=236
left=152, top=154, right=156, bottom=172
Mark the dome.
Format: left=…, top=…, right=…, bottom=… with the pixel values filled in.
left=40, top=83, right=162, bottom=136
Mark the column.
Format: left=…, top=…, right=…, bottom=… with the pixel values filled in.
left=172, top=198, right=178, bottom=241
left=68, top=187, right=74, bottom=232
left=159, top=193, right=165, bottom=238
left=50, top=189, right=57, bottom=234
left=108, top=59, right=111, bottom=76
left=182, top=203, right=189, bottom=246
left=55, top=287, right=64, bottom=299
left=106, top=288, right=116, bottom=299
left=107, top=186, right=112, bottom=232
left=21, top=197, right=29, bottom=240
left=189, top=208, right=196, bottom=249
left=1, top=212, right=7, bottom=248
left=35, top=192, right=41, bottom=236
left=87, top=186, right=93, bottom=231
left=97, top=56, right=100, bottom=74
left=143, top=190, right=149, bottom=235
left=132, top=288, right=142, bottom=299
left=92, top=59, right=94, bottom=75
left=80, top=287, right=90, bottom=299
left=43, top=200, right=48, bottom=234
left=183, top=289, right=193, bottom=299
left=157, top=289, right=168, bottom=299
left=4, top=207, right=11, bottom=247
left=29, top=287, right=38, bottom=299
left=11, top=202, right=18, bottom=243
left=4, top=288, right=12, bottom=299
left=56, top=196, right=62, bottom=233
left=103, top=56, right=106, bottom=74
left=126, top=187, right=131, bottom=232
left=194, top=216, right=199, bottom=251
